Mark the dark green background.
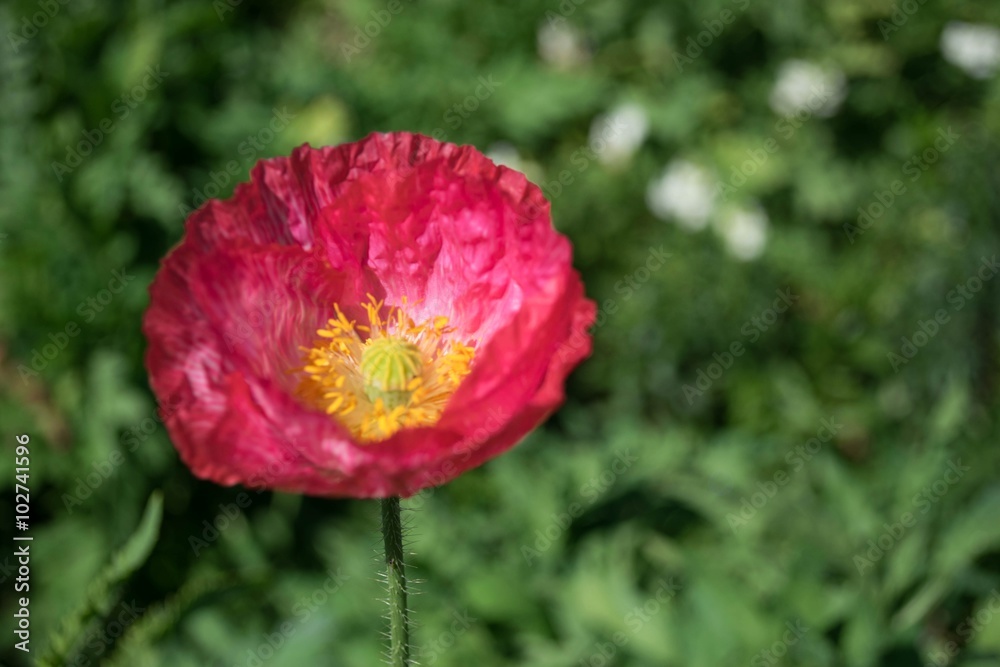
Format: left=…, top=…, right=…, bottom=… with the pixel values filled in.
left=2, top=0, right=1000, bottom=665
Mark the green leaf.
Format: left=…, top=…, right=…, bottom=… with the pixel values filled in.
left=38, top=492, right=163, bottom=667
left=105, top=574, right=234, bottom=667
left=842, top=602, right=881, bottom=667
left=933, top=486, right=1000, bottom=576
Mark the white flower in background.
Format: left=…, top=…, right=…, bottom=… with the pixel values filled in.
left=941, top=22, right=1000, bottom=79
left=590, top=102, right=649, bottom=166
left=486, top=142, right=544, bottom=184
left=646, top=160, right=716, bottom=231
left=769, top=59, right=847, bottom=118
left=486, top=142, right=523, bottom=170
left=713, top=205, right=769, bottom=261
left=537, top=20, right=590, bottom=69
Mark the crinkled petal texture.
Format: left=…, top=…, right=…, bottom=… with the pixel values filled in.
left=143, top=132, right=595, bottom=498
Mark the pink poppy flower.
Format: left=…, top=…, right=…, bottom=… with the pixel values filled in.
left=143, top=132, right=594, bottom=498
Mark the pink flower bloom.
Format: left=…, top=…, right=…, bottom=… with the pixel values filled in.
left=143, top=132, right=595, bottom=498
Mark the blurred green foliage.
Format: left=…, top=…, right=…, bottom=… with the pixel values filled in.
left=2, top=0, right=1000, bottom=665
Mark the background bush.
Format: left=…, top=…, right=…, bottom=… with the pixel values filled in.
left=2, top=0, right=1000, bottom=665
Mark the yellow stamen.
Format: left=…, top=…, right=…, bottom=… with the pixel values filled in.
left=294, top=295, right=475, bottom=442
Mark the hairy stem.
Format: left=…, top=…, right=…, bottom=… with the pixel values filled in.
left=380, top=497, right=410, bottom=666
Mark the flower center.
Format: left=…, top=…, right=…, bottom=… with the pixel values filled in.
left=295, top=295, right=475, bottom=443
left=360, top=338, right=424, bottom=409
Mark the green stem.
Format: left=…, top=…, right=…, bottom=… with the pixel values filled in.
left=380, top=497, right=410, bottom=666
